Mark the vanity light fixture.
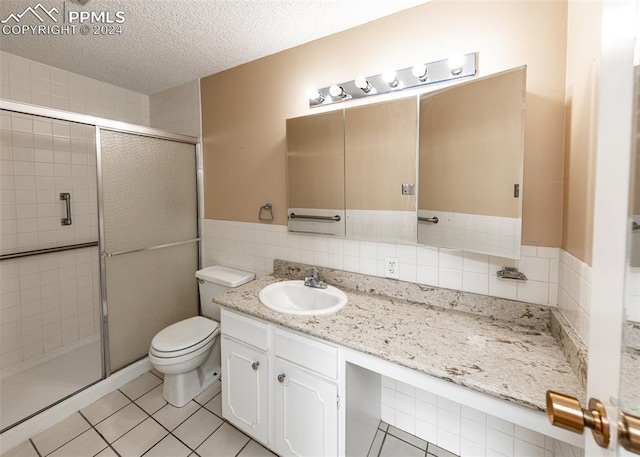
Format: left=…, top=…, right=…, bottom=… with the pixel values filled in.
left=412, top=63, right=429, bottom=82
left=381, top=69, right=399, bottom=87
left=308, top=52, right=478, bottom=107
left=355, top=75, right=374, bottom=93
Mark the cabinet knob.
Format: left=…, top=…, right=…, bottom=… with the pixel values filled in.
left=546, top=390, right=610, bottom=448
left=277, top=373, right=286, bottom=383
left=251, top=361, right=260, bottom=370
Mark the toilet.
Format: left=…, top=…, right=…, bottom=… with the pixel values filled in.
left=149, top=265, right=255, bottom=407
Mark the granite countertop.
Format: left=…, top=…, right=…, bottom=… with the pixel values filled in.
left=215, top=272, right=585, bottom=413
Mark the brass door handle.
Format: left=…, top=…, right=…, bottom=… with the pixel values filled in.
left=620, top=411, right=640, bottom=454
left=546, top=390, right=610, bottom=448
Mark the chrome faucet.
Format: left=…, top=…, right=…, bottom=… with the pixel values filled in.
left=304, top=268, right=327, bottom=289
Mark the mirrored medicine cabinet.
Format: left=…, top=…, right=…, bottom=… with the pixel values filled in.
left=285, top=66, right=526, bottom=259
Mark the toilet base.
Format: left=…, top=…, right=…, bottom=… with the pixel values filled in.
left=160, top=336, right=221, bottom=407
left=163, top=367, right=219, bottom=407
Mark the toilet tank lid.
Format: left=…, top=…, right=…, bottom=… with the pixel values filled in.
left=196, top=265, right=255, bottom=288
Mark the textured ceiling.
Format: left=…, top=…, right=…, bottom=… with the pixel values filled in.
left=0, top=0, right=429, bottom=95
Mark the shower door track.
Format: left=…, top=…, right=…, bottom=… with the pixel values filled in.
left=0, top=242, right=99, bottom=261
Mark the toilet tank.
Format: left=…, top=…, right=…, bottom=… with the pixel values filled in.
left=195, top=265, right=255, bottom=320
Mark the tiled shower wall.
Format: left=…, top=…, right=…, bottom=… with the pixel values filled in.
left=0, top=113, right=97, bottom=255
left=0, top=51, right=150, bottom=372
left=149, top=79, right=201, bottom=137
left=0, top=247, right=100, bottom=372
left=202, top=219, right=560, bottom=307
left=0, top=50, right=149, bottom=126
left=0, top=112, right=101, bottom=372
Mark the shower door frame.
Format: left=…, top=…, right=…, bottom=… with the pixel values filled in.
left=0, top=98, right=201, bottom=382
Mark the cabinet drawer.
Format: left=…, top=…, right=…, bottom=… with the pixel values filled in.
left=275, top=327, right=337, bottom=379
left=221, top=308, right=269, bottom=351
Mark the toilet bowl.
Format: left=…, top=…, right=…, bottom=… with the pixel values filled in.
left=149, top=265, right=255, bottom=407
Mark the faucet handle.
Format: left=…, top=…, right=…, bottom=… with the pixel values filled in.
left=308, top=268, right=319, bottom=278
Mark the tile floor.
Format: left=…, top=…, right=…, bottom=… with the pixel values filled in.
left=2, top=370, right=276, bottom=457
left=369, top=421, right=457, bottom=457
left=2, top=370, right=460, bottom=457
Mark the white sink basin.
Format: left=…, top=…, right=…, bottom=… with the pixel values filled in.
left=258, top=280, right=348, bottom=315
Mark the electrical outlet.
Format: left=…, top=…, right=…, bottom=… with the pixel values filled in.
left=385, top=257, right=399, bottom=279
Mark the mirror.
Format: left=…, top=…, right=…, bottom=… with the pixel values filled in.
left=344, top=97, right=417, bottom=243
left=417, top=67, right=526, bottom=259
left=286, top=110, right=345, bottom=236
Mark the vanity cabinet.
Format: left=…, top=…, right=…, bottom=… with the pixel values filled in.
left=274, top=326, right=338, bottom=457
left=220, top=308, right=339, bottom=457
left=274, top=359, right=338, bottom=457
left=221, top=308, right=271, bottom=444
left=221, top=336, right=269, bottom=444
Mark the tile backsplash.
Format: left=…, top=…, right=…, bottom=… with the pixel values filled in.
left=346, top=209, right=416, bottom=244
left=202, top=219, right=560, bottom=307
left=418, top=210, right=522, bottom=260
left=380, top=375, right=583, bottom=457
left=557, top=250, right=592, bottom=345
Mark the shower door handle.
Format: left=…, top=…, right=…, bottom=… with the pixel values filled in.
left=60, top=193, right=72, bottom=226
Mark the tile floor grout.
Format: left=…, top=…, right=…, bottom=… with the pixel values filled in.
left=4, top=371, right=458, bottom=457
left=17, top=371, right=245, bottom=457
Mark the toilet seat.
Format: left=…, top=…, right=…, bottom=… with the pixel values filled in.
left=150, top=316, right=219, bottom=359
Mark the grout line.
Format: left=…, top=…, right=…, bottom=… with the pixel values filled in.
left=376, top=430, right=388, bottom=457
left=35, top=413, right=92, bottom=457
left=365, top=429, right=379, bottom=457
left=78, top=410, right=120, bottom=457
left=28, top=439, right=43, bottom=457
left=235, top=439, right=251, bottom=457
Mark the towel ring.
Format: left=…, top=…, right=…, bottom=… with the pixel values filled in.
left=259, top=203, right=274, bottom=222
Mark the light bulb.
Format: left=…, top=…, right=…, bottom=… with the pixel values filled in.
left=412, top=63, right=428, bottom=81
left=329, top=84, right=346, bottom=98
left=355, top=75, right=372, bottom=93
left=307, top=87, right=324, bottom=102
left=448, top=53, right=465, bottom=75
left=382, top=69, right=399, bottom=87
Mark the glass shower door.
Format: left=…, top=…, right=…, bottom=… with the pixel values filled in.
left=98, top=130, right=199, bottom=373
left=0, top=110, right=102, bottom=431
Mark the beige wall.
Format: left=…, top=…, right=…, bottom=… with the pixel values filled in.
left=562, top=1, right=603, bottom=265
left=201, top=0, right=568, bottom=247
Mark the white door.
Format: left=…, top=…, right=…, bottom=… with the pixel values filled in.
left=586, top=0, right=638, bottom=455
left=274, top=359, right=338, bottom=457
left=221, top=336, right=269, bottom=444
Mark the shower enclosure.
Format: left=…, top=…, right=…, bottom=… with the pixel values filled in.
left=0, top=100, right=200, bottom=433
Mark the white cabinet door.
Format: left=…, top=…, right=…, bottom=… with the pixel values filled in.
left=221, top=336, right=269, bottom=444
left=275, top=359, right=338, bottom=457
